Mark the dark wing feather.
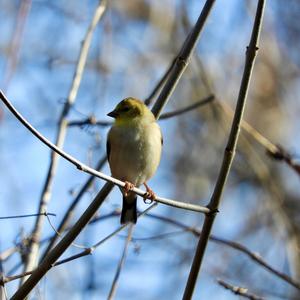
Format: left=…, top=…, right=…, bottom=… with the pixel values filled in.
left=106, top=132, right=111, bottom=162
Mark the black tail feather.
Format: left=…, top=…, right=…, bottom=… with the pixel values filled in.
left=121, top=194, right=137, bottom=224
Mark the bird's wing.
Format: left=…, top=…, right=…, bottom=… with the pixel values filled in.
left=106, top=130, right=111, bottom=162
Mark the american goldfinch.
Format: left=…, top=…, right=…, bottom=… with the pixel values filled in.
left=107, top=97, right=162, bottom=224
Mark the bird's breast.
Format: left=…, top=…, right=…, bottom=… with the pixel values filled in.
left=108, top=122, right=162, bottom=186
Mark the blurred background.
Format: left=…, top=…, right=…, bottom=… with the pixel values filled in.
left=0, top=0, right=300, bottom=299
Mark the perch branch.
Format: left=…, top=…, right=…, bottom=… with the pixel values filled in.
left=0, top=90, right=209, bottom=214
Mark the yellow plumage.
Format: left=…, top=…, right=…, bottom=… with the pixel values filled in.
left=107, top=97, right=162, bottom=224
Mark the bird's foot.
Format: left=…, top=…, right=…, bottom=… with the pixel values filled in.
left=143, top=183, right=156, bottom=204
left=124, top=181, right=135, bottom=197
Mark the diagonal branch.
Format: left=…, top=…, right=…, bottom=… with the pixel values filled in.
left=107, top=225, right=133, bottom=300
left=40, top=155, right=107, bottom=260
left=182, top=1, right=266, bottom=299
left=20, top=0, right=108, bottom=283
left=151, top=0, right=216, bottom=117
left=217, top=279, right=265, bottom=300
left=3, top=205, right=156, bottom=285
left=145, top=213, right=300, bottom=291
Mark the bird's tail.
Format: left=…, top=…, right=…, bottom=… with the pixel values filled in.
left=121, top=193, right=137, bottom=224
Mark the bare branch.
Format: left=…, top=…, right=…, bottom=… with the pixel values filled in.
left=4, top=204, right=156, bottom=285
left=40, top=155, right=107, bottom=260
left=217, top=279, right=265, bottom=300
left=20, top=0, right=108, bottom=283
left=10, top=181, right=113, bottom=299
left=144, top=58, right=176, bottom=106
left=67, top=95, right=215, bottom=127
left=2, top=0, right=32, bottom=92
left=183, top=1, right=266, bottom=299
left=0, top=213, right=56, bottom=220
left=151, top=1, right=216, bottom=118
left=218, top=101, right=300, bottom=177
left=0, top=258, right=8, bottom=300
left=107, top=225, right=133, bottom=300
left=159, top=95, right=214, bottom=119
left=146, top=213, right=300, bottom=291
left=0, top=91, right=209, bottom=214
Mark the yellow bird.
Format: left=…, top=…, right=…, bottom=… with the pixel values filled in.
left=107, top=97, right=162, bottom=224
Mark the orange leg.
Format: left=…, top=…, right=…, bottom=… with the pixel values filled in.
left=124, top=181, right=135, bottom=197
left=143, top=182, right=156, bottom=203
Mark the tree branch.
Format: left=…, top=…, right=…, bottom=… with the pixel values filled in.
left=3, top=204, right=156, bottom=285
left=107, top=225, right=133, bottom=300
left=0, top=213, right=56, bottom=220
left=145, top=213, right=300, bottom=291
left=20, top=0, right=108, bottom=284
left=40, top=155, right=107, bottom=260
left=151, top=0, right=216, bottom=117
left=183, top=1, right=266, bottom=299
left=67, top=95, right=215, bottom=127
left=217, top=279, right=265, bottom=300
left=0, top=90, right=209, bottom=214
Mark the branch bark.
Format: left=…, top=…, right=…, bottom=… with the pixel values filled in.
left=217, top=279, right=265, bottom=300
left=20, top=0, right=107, bottom=284
left=107, top=225, right=133, bottom=300
left=182, top=1, right=266, bottom=299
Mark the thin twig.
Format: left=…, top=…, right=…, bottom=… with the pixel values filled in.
left=4, top=205, right=156, bottom=285
left=0, top=247, right=18, bottom=262
left=107, top=225, right=133, bottom=300
left=67, top=95, right=215, bottom=127
left=159, top=95, right=214, bottom=119
left=183, top=1, right=266, bottom=299
left=40, top=155, right=107, bottom=260
left=0, top=213, right=56, bottom=220
left=144, top=57, right=176, bottom=106
left=20, top=0, right=108, bottom=284
left=2, top=0, right=32, bottom=92
left=121, top=230, right=187, bottom=242
left=145, top=213, right=300, bottom=291
left=0, top=91, right=209, bottom=214
left=151, top=1, right=216, bottom=117
left=217, top=279, right=265, bottom=300
left=218, top=101, right=300, bottom=176
left=10, top=181, right=113, bottom=299
left=0, top=258, right=8, bottom=300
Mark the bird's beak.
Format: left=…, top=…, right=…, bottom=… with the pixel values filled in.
left=107, top=109, right=119, bottom=118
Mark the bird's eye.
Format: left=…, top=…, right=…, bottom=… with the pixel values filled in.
left=122, top=106, right=130, bottom=112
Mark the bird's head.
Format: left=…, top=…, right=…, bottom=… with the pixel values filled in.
left=107, top=97, right=155, bottom=125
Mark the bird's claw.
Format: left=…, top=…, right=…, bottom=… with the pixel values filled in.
left=143, top=183, right=156, bottom=204
left=124, top=181, right=135, bottom=196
